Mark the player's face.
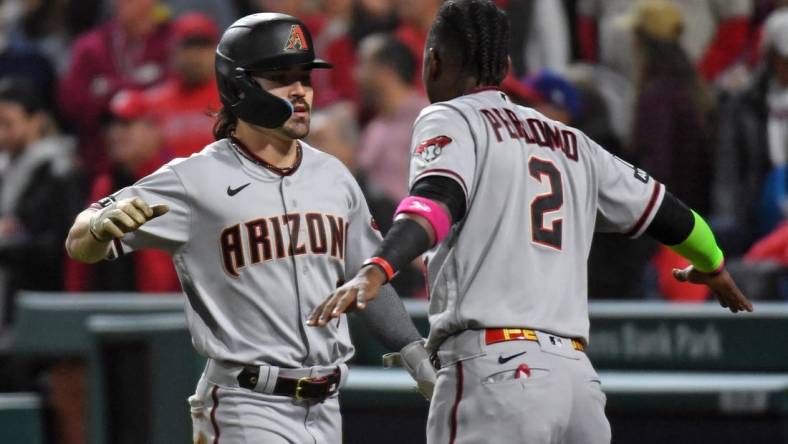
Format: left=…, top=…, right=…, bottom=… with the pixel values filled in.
left=253, top=68, right=314, bottom=139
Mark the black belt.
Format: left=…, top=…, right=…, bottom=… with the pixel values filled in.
left=237, top=367, right=340, bottom=401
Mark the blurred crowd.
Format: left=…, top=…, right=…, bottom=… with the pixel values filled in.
left=1, top=0, right=788, bottom=326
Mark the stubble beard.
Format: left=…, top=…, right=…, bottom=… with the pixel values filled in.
left=280, top=114, right=310, bottom=140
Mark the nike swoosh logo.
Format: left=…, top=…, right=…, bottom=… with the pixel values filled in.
left=497, top=351, right=527, bottom=364
left=227, top=183, right=251, bottom=196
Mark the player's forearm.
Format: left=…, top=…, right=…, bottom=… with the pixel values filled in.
left=65, top=209, right=111, bottom=264
left=364, top=215, right=435, bottom=281
left=357, top=284, right=422, bottom=351
left=645, top=192, right=724, bottom=273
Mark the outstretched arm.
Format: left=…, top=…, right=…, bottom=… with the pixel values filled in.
left=645, top=191, right=752, bottom=312
left=356, top=284, right=422, bottom=351
left=66, top=197, right=168, bottom=263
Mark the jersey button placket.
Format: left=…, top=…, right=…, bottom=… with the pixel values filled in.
left=279, top=176, right=311, bottom=364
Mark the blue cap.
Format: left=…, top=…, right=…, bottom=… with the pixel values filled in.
left=523, top=70, right=581, bottom=120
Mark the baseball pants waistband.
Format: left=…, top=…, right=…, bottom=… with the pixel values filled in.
left=484, top=328, right=586, bottom=351
left=204, top=359, right=349, bottom=398
left=433, top=328, right=585, bottom=368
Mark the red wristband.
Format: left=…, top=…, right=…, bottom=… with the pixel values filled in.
left=363, top=257, right=396, bottom=283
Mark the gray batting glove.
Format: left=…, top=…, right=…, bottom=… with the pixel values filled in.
left=89, top=197, right=169, bottom=242
left=383, top=339, right=436, bottom=400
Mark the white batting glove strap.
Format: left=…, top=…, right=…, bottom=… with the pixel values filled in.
left=89, top=200, right=119, bottom=243
left=383, top=339, right=436, bottom=400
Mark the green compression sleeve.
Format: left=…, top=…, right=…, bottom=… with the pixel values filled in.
left=668, top=210, right=724, bottom=273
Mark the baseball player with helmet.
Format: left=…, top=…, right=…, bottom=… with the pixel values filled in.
left=309, top=0, right=754, bottom=443
left=66, top=13, right=435, bottom=444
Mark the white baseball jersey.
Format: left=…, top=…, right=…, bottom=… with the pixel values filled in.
left=411, top=88, right=664, bottom=352
left=102, top=139, right=382, bottom=367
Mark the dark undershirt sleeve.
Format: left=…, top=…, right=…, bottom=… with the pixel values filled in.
left=356, top=284, right=423, bottom=351
left=644, top=191, right=695, bottom=246
left=367, top=176, right=467, bottom=280
left=410, top=176, right=467, bottom=223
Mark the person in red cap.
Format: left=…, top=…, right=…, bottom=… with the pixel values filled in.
left=57, top=0, right=173, bottom=178
left=141, top=12, right=222, bottom=160
left=66, top=89, right=179, bottom=293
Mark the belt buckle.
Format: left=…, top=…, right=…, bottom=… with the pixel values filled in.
left=294, top=376, right=310, bottom=401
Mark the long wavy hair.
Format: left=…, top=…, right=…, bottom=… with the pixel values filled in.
left=635, top=31, right=715, bottom=130
left=212, top=106, right=238, bottom=140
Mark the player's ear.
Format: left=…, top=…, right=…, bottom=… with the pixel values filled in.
left=426, top=47, right=440, bottom=81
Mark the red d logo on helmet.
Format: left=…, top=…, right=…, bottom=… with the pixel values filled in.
left=284, top=25, right=309, bottom=51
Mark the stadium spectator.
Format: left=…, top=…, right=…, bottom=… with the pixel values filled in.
left=394, top=0, right=442, bottom=85
left=319, top=0, right=400, bottom=106
left=309, top=0, right=355, bottom=106
left=628, top=1, right=716, bottom=302
left=251, top=0, right=326, bottom=34
left=563, top=63, right=635, bottom=153
left=65, top=90, right=179, bottom=293
left=631, top=0, right=715, bottom=214
left=0, top=77, right=82, bottom=326
left=58, top=0, right=173, bottom=177
left=349, top=0, right=400, bottom=43
left=0, top=3, right=57, bottom=107
left=306, top=102, right=358, bottom=171
left=144, top=12, right=221, bottom=159
left=356, top=34, right=428, bottom=204
left=162, top=0, right=239, bottom=30
left=523, top=69, right=581, bottom=125
left=354, top=34, right=429, bottom=297
left=6, top=0, right=105, bottom=74
left=714, top=7, right=788, bottom=249
left=577, top=0, right=753, bottom=82
left=501, top=0, right=571, bottom=76
left=314, top=0, right=354, bottom=52
left=500, top=74, right=541, bottom=108
left=0, top=77, right=84, bottom=444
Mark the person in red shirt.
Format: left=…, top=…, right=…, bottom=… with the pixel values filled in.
left=57, top=0, right=173, bottom=177
left=144, top=12, right=221, bottom=159
left=65, top=89, right=179, bottom=293
left=394, top=0, right=443, bottom=86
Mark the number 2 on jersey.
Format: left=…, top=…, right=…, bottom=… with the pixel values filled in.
left=528, top=157, right=563, bottom=250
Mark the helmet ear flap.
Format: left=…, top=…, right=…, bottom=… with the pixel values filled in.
left=229, top=68, right=293, bottom=129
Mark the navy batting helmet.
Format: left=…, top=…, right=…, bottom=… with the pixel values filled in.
left=215, top=13, right=332, bottom=129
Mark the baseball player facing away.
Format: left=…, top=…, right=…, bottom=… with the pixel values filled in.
left=310, top=1, right=754, bottom=443
left=65, top=13, right=437, bottom=444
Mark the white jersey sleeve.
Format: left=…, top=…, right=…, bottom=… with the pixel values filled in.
left=104, top=164, right=191, bottom=258
left=589, top=135, right=665, bottom=237
left=408, top=104, right=477, bottom=201
left=344, top=172, right=384, bottom=278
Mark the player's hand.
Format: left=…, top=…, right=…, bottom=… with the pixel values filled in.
left=672, top=265, right=753, bottom=313
left=89, top=197, right=169, bottom=242
left=307, top=265, right=387, bottom=327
